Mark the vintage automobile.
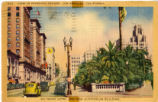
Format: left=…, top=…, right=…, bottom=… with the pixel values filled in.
left=40, top=81, right=49, bottom=91
left=23, top=82, right=41, bottom=96
left=49, top=81, right=55, bottom=86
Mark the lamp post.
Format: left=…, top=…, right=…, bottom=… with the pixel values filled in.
left=63, top=37, right=73, bottom=95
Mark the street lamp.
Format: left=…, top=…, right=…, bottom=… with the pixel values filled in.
left=63, top=37, right=73, bottom=95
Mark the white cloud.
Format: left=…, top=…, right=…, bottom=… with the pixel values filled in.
left=42, top=9, right=153, bottom=71
left=43, top=11, right=109, bottom=71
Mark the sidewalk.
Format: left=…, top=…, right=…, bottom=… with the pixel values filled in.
left=71, top=82, right=153, bottom=97
left=7, top=88, right=24, bottom=97
left=125, top=81, right=153, bottom=97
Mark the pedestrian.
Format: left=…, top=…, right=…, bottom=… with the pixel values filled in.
left=73, top=82, right=76, bottom=90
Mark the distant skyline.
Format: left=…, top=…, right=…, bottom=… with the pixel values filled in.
left=31, top=7, right=153, bottom=71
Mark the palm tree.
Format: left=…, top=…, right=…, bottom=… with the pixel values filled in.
left=118, top=7, right=127, bottom=50
left=74, top=41, right=152, bottom=90
left=104, top=7, right=126, bottom=50
left=118, top=7, right=122, bottom=50
left=101, top=41, right=119, bottom=82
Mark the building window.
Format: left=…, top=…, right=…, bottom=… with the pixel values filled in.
left=16, top=18, right=20, bottom=23
left=8, top=18, right=11, bottom=23
left=8, top=31, right=11, bottom=36
left=140, top=44, right=144, bottom=47
left=16, top=7, right=19, bottom=10
left=8, top=12, right=11, bottom=17
left=138, top=28, right=142, bottom=34
left=16, top=36, right=20, bottom=41
left=16, top=30, right=20, bottom=35
left=16, top=42, right=20, bottom=47
left=16, top=12, right=19, bottom=17
left=8, top=7, right=11, bottom=11
left=16, top=49, right=20, bottom=55
left=16, top=24, right=20, bottom=29
left=8, top=25, right=11, bottom=29
left=140, top=29, right=142, bottom=34
left=8, top=38, right=11, bottom=42
left=8, top=43, right=11, bottom=48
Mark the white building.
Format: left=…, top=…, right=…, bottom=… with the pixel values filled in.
left=71, top=56, right=81, bottom=80
left=70, top=51, right=96, bottom=80
left=46, top=47, right=55, bottom=81
left=83, top=50, right=96, bottom=62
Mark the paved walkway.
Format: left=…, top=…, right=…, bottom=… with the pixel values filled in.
left=7, top=88, right=24, bottom=97
left=125, top=81, right=153, bottom=97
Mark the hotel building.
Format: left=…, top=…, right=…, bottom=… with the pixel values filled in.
left=7, top=7, right=46, bottom=84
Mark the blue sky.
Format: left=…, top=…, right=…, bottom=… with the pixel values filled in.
left=33, top=7, right=153, bottom=32
left=31, top=7, right=153, bottom=70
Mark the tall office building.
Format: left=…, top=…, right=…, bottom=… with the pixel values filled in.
left=7, top=7, right=46, bottom=84
left=83, top=50, right=96, bottom=62
left=70, top=56, right=81, bottom=80
left=116, top=25, right=147, bottom=50
left=30, top=19, right=47, bottom=82
left=7, top=7, right=32, bottom=60
left=130, top=25, right=147, bottom=50
left=7, top=7, right=33, bottom=83
left=40, top=33, right=47, bottom=67
left=46, top=47, right=56, bottom=81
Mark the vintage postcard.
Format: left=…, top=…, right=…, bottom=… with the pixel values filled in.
left=1, top=1, right=158, bottom=102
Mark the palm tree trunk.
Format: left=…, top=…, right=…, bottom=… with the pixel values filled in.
left=118, top=7, right=122, bottom=50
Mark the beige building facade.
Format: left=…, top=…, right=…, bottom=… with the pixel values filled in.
left=7, top=7, right=46, bottom=84
left=7, top=50, right=20, bottom=83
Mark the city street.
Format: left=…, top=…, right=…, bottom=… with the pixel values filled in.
left=7, top=73, right=67, bottom=97
left=7, top=85, right=56, bottom=97
left=7, top=79, right=152, bottom=97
